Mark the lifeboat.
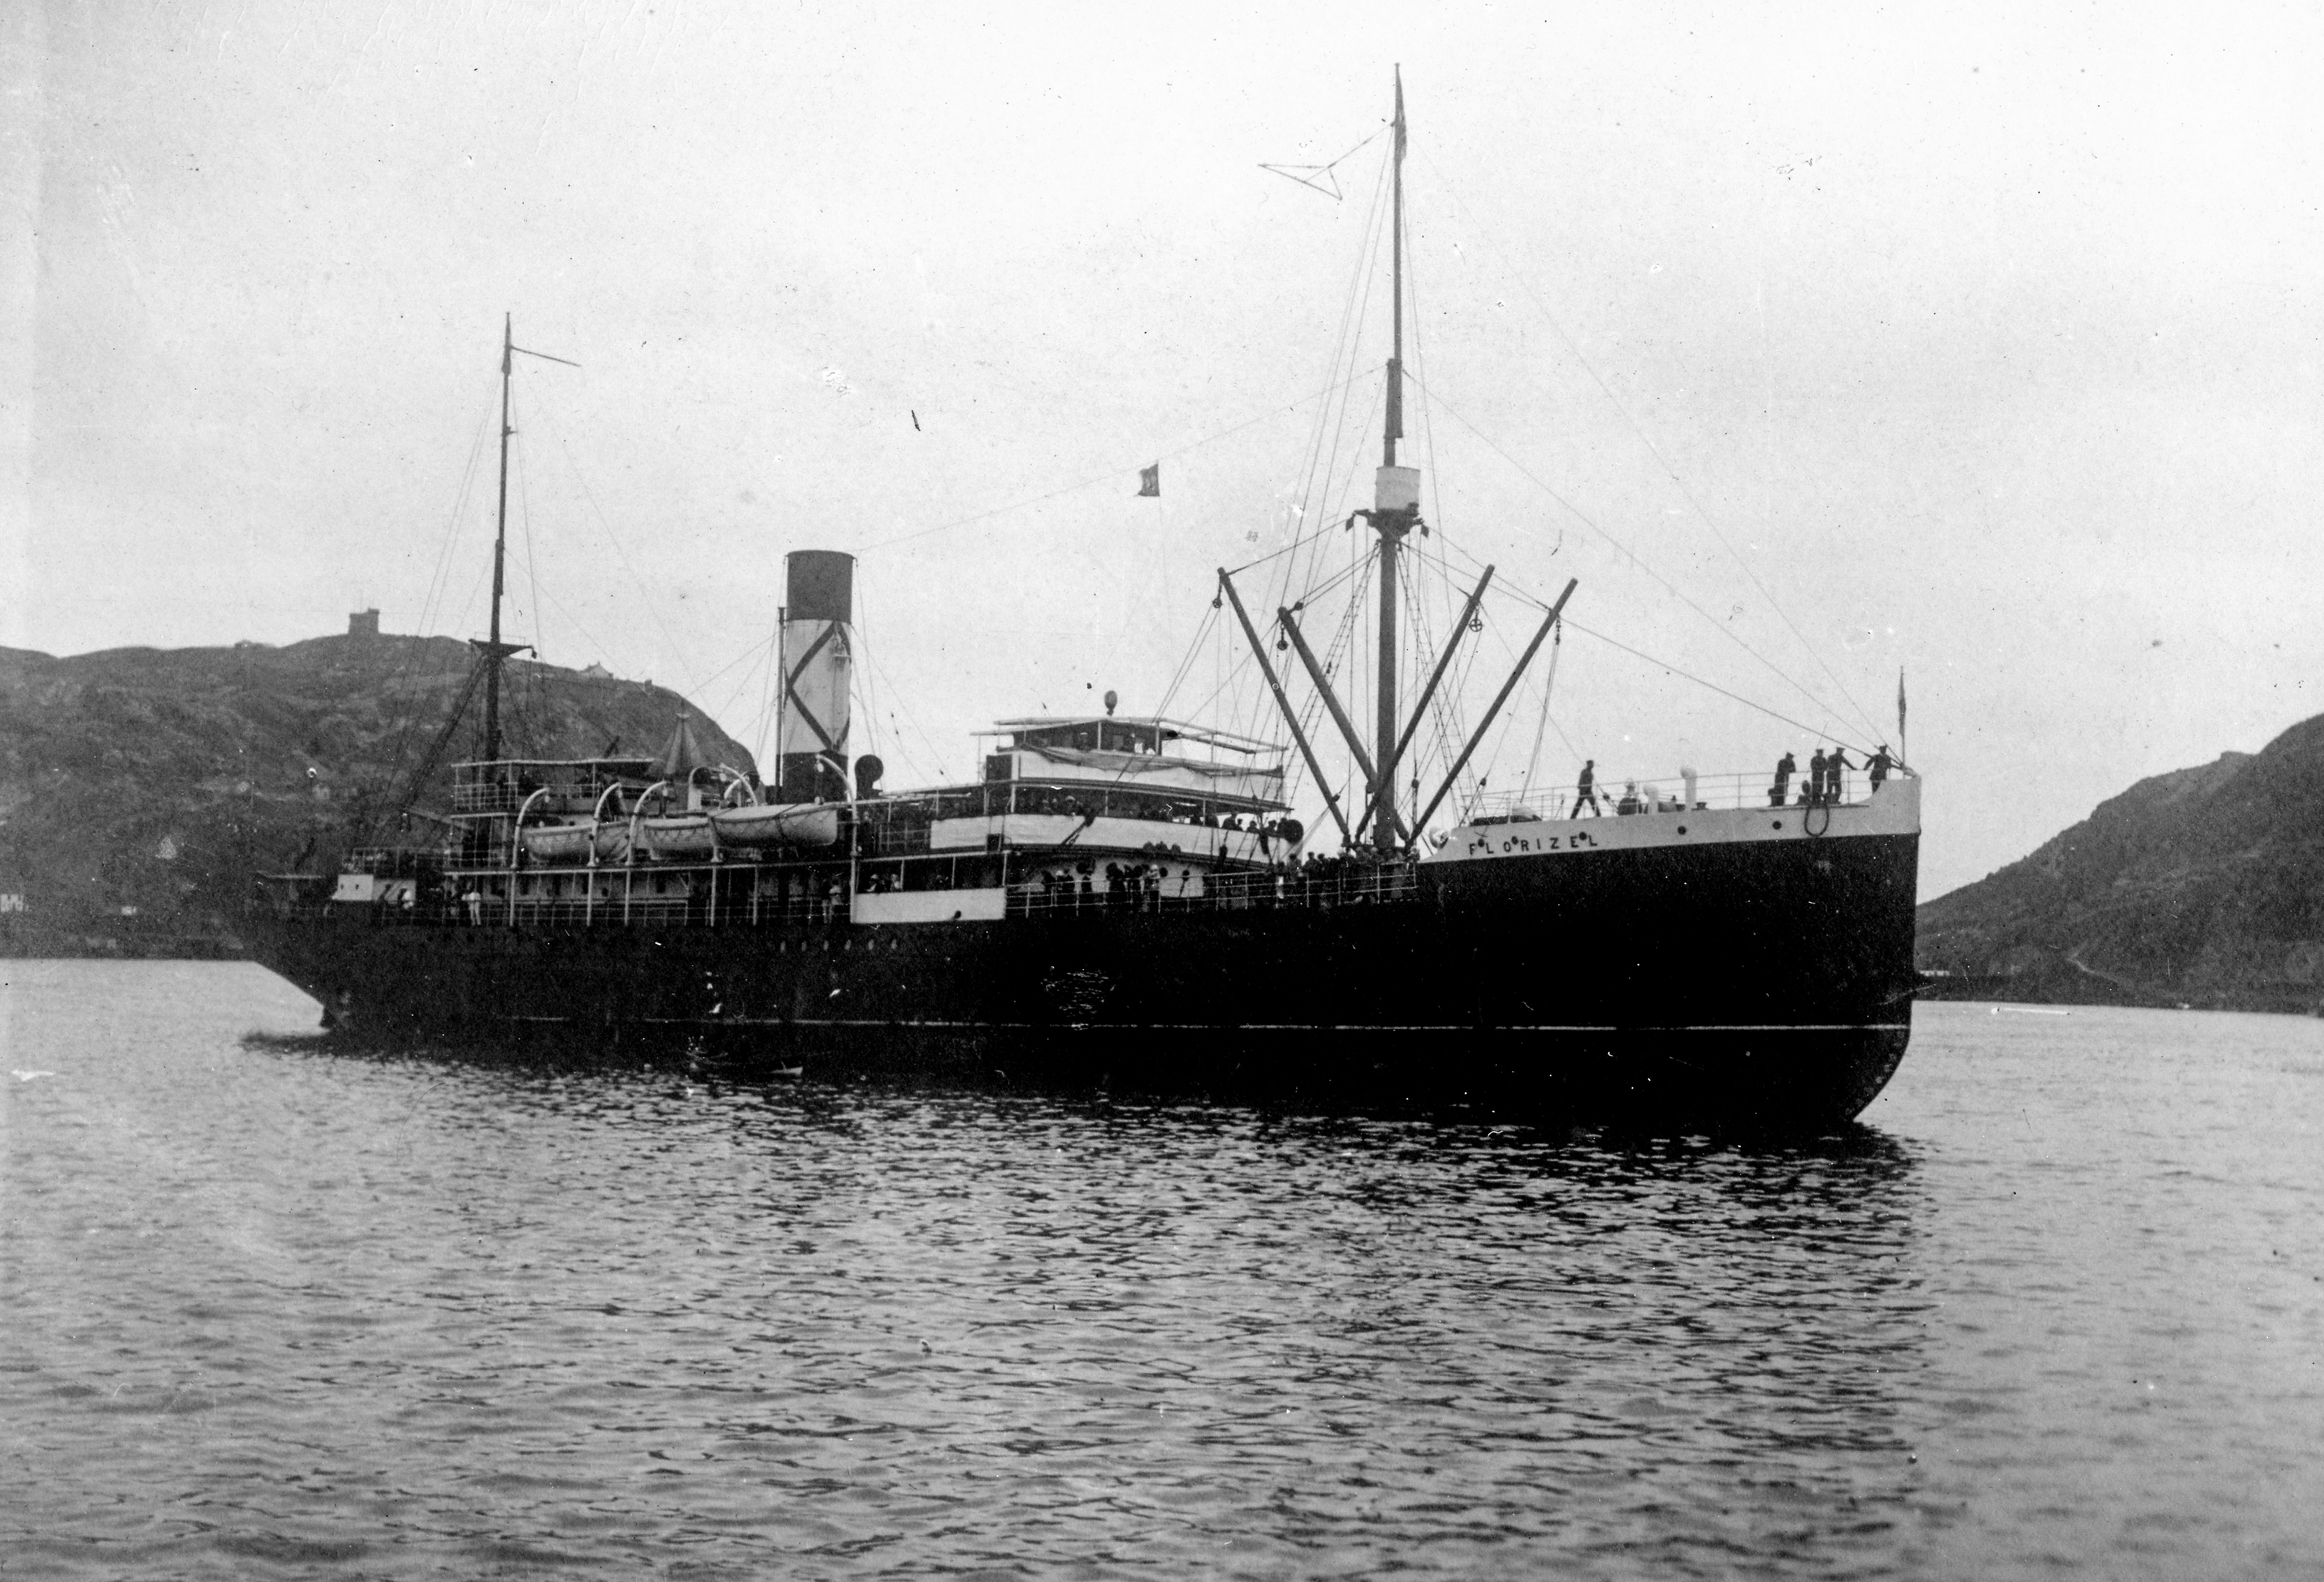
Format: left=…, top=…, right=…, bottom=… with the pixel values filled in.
left=636, top=815, right=716, bottom=857
left=708, top=802, right=842, bottom=848
left=519, top=820, right=629, bottom=863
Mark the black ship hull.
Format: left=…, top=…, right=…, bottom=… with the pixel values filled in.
left=247, top=826, right=1919, bottom=1126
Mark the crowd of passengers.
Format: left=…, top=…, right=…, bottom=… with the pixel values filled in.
left=1558, top=744, right=1898, bottom=818
left=1022, top=844, right=1407, bottom=911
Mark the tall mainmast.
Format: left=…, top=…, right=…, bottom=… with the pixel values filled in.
left=1364, top=68, right=1420, bottom=854
left=472, top=315, right=575, bottom=764
left=1236, top=73, right=1571, bottom=859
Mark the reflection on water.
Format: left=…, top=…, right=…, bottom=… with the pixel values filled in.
left=5, top=964, right=2318, bottom=1579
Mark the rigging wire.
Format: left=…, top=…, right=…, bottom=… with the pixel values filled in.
left=1258, top=124, right=1389, bottom=201
left=1399, top=215, right=1476, bottom=779
left=1277, top=145, right=1394, bottom=617
left=413, top=410, right=492, bottom=641
left=1420, top=153, right=1886, bottom=743
left=1403, top=178, right=1452, bottom=548
left=1151, top=600, right=1222, bottom=723
left=1559, top=615, right=1875, bottom=753
left=1517, top=620, right=1563, bottom=804
left=750, top=616, right=780, bottom=775
left=1403, top=369, right=1860, bottom=741
left=366, top=405, right=493, bottom=823
left=851, top=581, right=949, bottom=787
left=707, top=629, right=778, bottom=733
left=1401, top=553, right=1477, bottom=830
left=1222, top=512, right=1346, bottom=579
left=851, top=628, right=880, bottom=771
left=513, top=386, right=544, bottom=666
left=526, top=580, right=619, bottom=678
left=853, top=373, right=1363, bottom=558
left=529, top=399, right=708, bottom=703
left=688, top=632, right=778, bottom=702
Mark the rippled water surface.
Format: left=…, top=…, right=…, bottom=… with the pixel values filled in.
left=2, top=962, right=2319, bottom=1578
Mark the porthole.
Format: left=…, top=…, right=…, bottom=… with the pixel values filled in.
left=1772, top=820, right=1783, bottom=830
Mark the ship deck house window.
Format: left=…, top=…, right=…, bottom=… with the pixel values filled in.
left=1014, top=721, right=1161, bottom=754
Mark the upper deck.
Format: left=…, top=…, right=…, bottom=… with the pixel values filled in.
left=971, top=715, right=1289, bottom=809
left=1425, top=770, right=1921, bottom=868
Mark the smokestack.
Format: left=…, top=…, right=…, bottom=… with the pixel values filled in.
left=776, top=550, right=855, bottom=802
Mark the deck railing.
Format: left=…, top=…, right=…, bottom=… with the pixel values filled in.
left=1459, top=767, right=1905, bottom=824
left=269, top=861, right=1426, bottom=930
left=1006, top=865, right=1418, bottom=916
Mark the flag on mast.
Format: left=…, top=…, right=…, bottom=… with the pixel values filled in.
left=1898, top=668, right=1908, bottom=764
left=1137, top=464, right=1160, bottom=497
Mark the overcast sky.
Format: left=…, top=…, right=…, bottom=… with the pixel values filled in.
left=7, top=2, right=2322, bottom=898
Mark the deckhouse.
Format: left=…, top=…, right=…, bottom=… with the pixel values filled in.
left=849, top=713, right=1302, bottom=912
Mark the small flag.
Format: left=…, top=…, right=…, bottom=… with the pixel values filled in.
left=1137, top=464, right=1160, bottom=497
left=1897, top=668, right=1907, bottom=763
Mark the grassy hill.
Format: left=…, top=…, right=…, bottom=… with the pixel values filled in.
left=0, top=631, right=755, bottom=956
left=1917, top=716, right=2324, bottom=1012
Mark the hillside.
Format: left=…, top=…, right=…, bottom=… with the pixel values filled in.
left=1917, top=715, right=2324, bottom=1012
left=0, top=631, right=755, bottom=956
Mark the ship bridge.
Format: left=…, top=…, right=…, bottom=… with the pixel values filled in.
left=837, top=714, right=1304, bottom=905
left=977, top=715, right=1288, bottom=808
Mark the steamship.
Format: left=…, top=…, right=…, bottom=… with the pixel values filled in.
left=248, top=80, right=1922, bottom=1124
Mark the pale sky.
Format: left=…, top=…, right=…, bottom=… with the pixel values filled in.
left=6, top=2, right=2322, bottom=898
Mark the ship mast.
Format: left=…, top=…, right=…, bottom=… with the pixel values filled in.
left=1233, top=74, right=1569, bottom=857
left=1367, top=69, right=1418, bottom=854
left=481, top=313, right=516, bottom=762
left=472, top=315, right=574, bottom=764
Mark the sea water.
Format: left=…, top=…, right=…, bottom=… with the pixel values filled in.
left=1, top=961, right=2317, bottom=1580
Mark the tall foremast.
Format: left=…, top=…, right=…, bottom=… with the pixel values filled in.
left=479, top=314, right=517, bottom=762
left=471, top=315, right=575, bottom=763
left=1368, top=68, right=1420, bottom=854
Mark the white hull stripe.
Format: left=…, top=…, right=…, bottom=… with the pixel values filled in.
left=505, top=1016, right=1911, bottom=1034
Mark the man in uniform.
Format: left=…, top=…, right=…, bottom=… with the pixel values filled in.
left=1572, top=759, right=1601, bottom=817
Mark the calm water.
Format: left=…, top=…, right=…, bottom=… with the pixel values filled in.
left=2, top=963, right=2318, bottom=1580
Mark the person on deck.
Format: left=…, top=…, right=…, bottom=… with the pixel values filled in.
left=1771, top=751, right=1796, bottom=807
left=1868, top=745, right=1892, bottom=789
left=1573, top=759, right=1601, bottom=817
left=1808, top=748, right=1829, bottom=806
left=1827, top=746, right=1855, bottom=803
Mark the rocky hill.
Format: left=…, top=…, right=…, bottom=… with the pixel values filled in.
left=0, top=631, right=755, bottom=956
left=1917, top=715, right=2324, bottom=1012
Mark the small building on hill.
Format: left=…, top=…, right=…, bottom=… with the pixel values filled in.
left=348, top=609, right=381, bottom=639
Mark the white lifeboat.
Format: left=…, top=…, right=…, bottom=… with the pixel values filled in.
left=519, top=820, right=630, bottom=863
left=636, top=815, right=717, bottom=857
left=708, top=802, right=842, bottom=849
